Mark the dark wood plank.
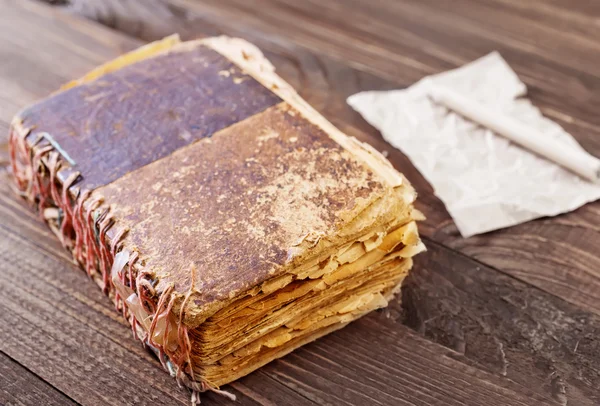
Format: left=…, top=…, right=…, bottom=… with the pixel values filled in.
left=0, top=173, right=73, bottom=263
left=0, top=225, right=192, bottom=406
left=397, top=241, right=600, bottom=406
left=52, top=0, right=198, bottom=42
left=0, top=0, right=139, bottom=149
left=259, top=314, right=555, bottom=406
left=0, top=352, right=79, bottom=406
left=477, top=0, right=600, bottom=43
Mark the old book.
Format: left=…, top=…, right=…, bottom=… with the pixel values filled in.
left=9, top=35, right=425, bottom=400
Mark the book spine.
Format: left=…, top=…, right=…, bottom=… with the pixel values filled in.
left=8, top=123, right=208, bottom=397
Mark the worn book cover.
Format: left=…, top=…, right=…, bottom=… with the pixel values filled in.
left=9, top=35, right=424, bottom=400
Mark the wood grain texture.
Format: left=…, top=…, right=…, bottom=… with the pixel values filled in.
left=0, top=352, right=78, bottom=406
left=259, top=317, right=555, bottom=406
left=400, top=241, right=600, bottom=406
left=62, top=0, right=196, bottom=42
left=0, top=227, right=190, bottom=405
left=4, top=0, right=600, bottom=405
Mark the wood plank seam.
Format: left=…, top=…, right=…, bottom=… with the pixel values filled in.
left=401, top=238, right=600, bottom=405
left=0, top=349, right=82, bottom=406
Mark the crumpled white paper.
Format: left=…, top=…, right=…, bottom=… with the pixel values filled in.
left=348, top=52, right=600, bottom=237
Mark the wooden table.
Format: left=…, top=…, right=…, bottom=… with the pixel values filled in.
left=1, top=0, right=600, bottom=405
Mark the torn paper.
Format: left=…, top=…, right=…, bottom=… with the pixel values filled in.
left=348, top=52, right=600, bottom=237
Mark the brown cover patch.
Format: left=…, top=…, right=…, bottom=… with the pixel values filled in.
left=18, top=44, right=281, bottom=190
left=98, top=102, right=386, bottom=318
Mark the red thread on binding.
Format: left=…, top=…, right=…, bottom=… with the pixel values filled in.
left=31, top=145, right=53, bottom=214
left=72, top=190, right=91, bottom=264
left=59, top=171, right=81, bottom=249
left=9, top=125, right=235, bottom=402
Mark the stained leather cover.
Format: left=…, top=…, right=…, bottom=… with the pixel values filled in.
left=98, top=101, right=390, bottom=324
left=19, top=44, right=280, bottom=191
